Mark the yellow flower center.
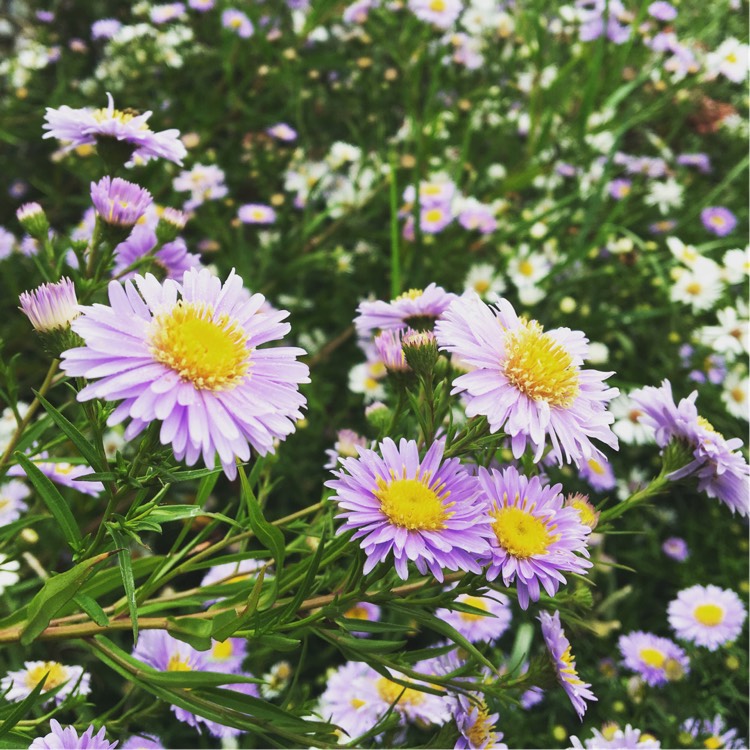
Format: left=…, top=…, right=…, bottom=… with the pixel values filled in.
left=395, top=288, right=423, bottom=302
left=731, top=387, right=745, bottom=403
left=429, top=0, right=446, bottom=11
left=93, top=107, right=138, bottom=125
left=466, top=704, right=495, bottom=747
left=639, top=647, right=666, bottom=669
left=567, top=495, right=598, bottom=529
left=424, top=208, right=444, bottom=223
left=518, top=260, right=535, bottom=277
left=694, top=603, right=724, bottom=627
left=376, top=677, right=424, bottom=707
left=351, top=697, right=366, bottom=709
left=459, top=596, right=490, bottom=622
left=705, top=736, right=724, bottom=749
left=212, top=640, right=234, bottom=660
left=473, top=279, right=491, bottom=294
left=150, top=301, right=250, bottom=391
left=167, top=654, right=192, bottom=672
left=25, top=662, right=68, bottom=691
left=685, top=281, right=702, bottom=296
left=725, top=52, right=738, bottom=64
left=490, top=502, right=555, bottom=558
left=559, top=645, right=584, bottom=686
left=503, top=320, right=580, bottom=407
left=587, top=458, right=605, bottom=475
left=697, top=416, right=724, bottom=438
left=345, top=605, right=370, bottom=620
left=422, top=184, right=442, bottom=196
left=375, top=475, right=453, bottom=531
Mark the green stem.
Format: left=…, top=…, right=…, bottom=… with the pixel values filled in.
left=598, top=472, right=670, bottom=524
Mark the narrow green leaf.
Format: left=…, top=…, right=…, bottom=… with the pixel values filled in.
left=73, top=593, right=110, bottom=627
left=237, top=465, right=285, bottom=571
left=196, top=469, right=221, bottom=506
left=166, top=616, right=213, bottom=651
left=15, top=453, right=81, bottom=550
left=35, top=392, right=109, bottom=473
left=0, top=672, right=50, bottom=738
left=107, top=525, right=139, bottom=643
left=211, top=565, right=268, bottom=641
left=509, top=622, right=534, bottom=672
left=243, top=633, right=301, bottom=652
left=20, top=551, right=114, bottom=645
left=146, top=505, right=203, bottom=524
left=0, top=733, right=33, bottom=748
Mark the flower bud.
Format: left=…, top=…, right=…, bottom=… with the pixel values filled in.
left=402, top=329, right=439, bottom=375
left=16, top=202, right=49, bottom=240
left=155, top=207, right=188, bottom=243
left=19, top=277, right=80, bottom=333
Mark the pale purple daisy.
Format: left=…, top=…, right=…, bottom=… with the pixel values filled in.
left=60, top=268, right=309, bottom=480
left=238, top=203, right=276, bottom=224
left=457, top=201, right=497, bottom=234
left=19, top=277, right=80, bottom=333
left=682, top=715, right=745, bottom=749
left=676, top=153, right=711, bottom=173
left=112, top=225, right=202, bottom=280
left=630, top=380, right=750, bottom=515
left=571, top=724, right=661, bottom=749
left=420, top=203, right=454, bottom=234
left=0, top=480, right=30, bottom=525
left=324, top=429, right=369, bottom=469
left=618, top=631, right=689, bottom=686
left=436, top=293, right=619, bottom=467
left=579, top=455, right=616, bottom=491
left=91, top=19, right=122, bottom=40
left=43, top=93, right=186, bottom=165
left=189, top=0, right=215, bottom=10
left=267, top=123, right=298, bottom=142
left=403, top=179, right=457, bottom=208
left=222, top=8, right=254, bottom=37
left=608, top=178, right=632, bottom=200
left=90, top=177, right=152, bottom=227
left=342, top=601, right=381, bottom=637
left=150, top=2, right=186, bottom=23
left=0, top=227, right=15, bottom=260
left=326, top=437, right=493, bottom=581
left=453, top=693, right=507, bottom=749
left=701, top=207, right=738, bottom=237
left=318, top=661, right=382, bottom=740
left=121, top=736, right=161, bottom=749
left=173, top=164, right=228, bottom=211
left=9, top=455, right=104, bottom=497
left=1, top=661, right=90, bottom=704
left=648, top=1, right=677, bottom=21
left=354, top=283, right=457, bottom=336
left=667, top=584, right=747, bottom=651
left=478, top=466, right=592, bottom=609
left=207, top=637, right=247, bottom=673
left=435, top=588, right=512, bottom=643
left=539, top=610, right=597, bottom=719
left=200, top=557, right=268, bottom=589
left=374, top=328, right=411, bottom=372
left=407, top=0, right=462, bottom=29
left=29, top=721, right=117, bottom=750
left=662, top=536, right=689, bottom=561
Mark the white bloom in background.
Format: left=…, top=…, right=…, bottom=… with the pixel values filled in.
left=348, top=361, right=386, bottom=402
left=464, top=263, right=506, bottom=300
left=487, top=163, right=507, bottom=180
left=698, top=304, right=749, bottom=357
left=0, top=480, right=30, bottom=525
left=669, top=259, right=723, bottom=312
left=609, top=394, right=655, bottom=445
left=102, top=429, right=126, bottom=460
left=0, top=554, right=20, bottom=594
left=722, top=370, right=749, bottom=420
left=666, top=236, right=702, bottom=268
left=327, top=141, right=361, bottom=168
left=587, top=341, right=609, bottom=364
left=261, top=661, right=292, bottom=699
left=507, top=244, right=551, bottom=287
left=722, top=247, right=750, bottom=284
left=705, top=38, right=749, bottom=83
left=1, top=660, right=90, bottom=704
left=517, top=284, right=546, bottom=306
left=644, top=178, right=684, bottom=214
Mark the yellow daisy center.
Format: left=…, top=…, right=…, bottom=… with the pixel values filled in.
left=518, top=260, right=535, bottom=277
left=490, top=502, right=554, bottom=558
left=503, top=320, right=580, bottom=407
left=473, top=279, right=491, bottom=294
left=466, top=704, right=495, bottom=747
left=93, top=107, right=138, bottom=125
left=686, top=281, right=702, bottom=296
left=639, top=647, right=666, bottom=669
left=587, top=458, right=606, bottom=475
left=459, top=596, right=490, bottom=622
left=150, top=301, right=250, bottom=391
left=375, top=475, right=453, bottom=531
left=212, top=640, right=234, bottom=660
left=25, top=662, right=68, bottom=691
left=567, top=495, right=598, bottom=529
left=376, top=677, right=424, bottom=707
left=424, top=208, right=444, bottom=223
left=429, top=0, right=446, bottom=11
left=167, top=654, right=192, bottom=672
left=345, top=605, right=370, bottom=620
left=422, top=184, right=442, bottom=196
left=697, top=416, right=724, bottom=438
left=395, top=288, right=423, bottom=302
left=351, top=697, right=366, bottom=709
left=705, top=736, right=724, bottom=749
left=559, top=645, right=584, bottom=686
left=694, top=603, right=724, bottom=627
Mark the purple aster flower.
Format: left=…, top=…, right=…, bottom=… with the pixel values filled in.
left=435, top=587, right=512, bottom=643
left=43, top=93, right=187, bottom=165
left=207, top=637, right=247, bottom=673
left=121, top=736, right=161, bottom=749
left=667, top=584, right=746, bottom=651
left=479, top=466, right=592, bottom=609
left=453, top=693, right=507, bottom=749
left=9, top=454, right=104, bottom=496
left=403, top=180, right=456, bottom=208
left=30, top=721, right=116, bottom=749
left=648, top=1, right=677, bottom=21
left=266, top=123, right=297, bottom=141
left=407, top=0, right=462, bottom=29
left=112, top=225, right=202, bottom=280
left=608, top=178, right=632, bottom=200
left=326, top=437, right=493, bottom=581
left=630, top=380, right=750, bottom=515
left=649, top=220, right=676, bottom=234
left=222, top=8, right=254, bottom=37
left=374, top=328, right=411, bottom=372
left=520, top=686, right=544, bottom=709
left=419, top=203, right=454, bottom=234
left=150, top=2, right=186, bottom=23
left=579, top=455, right=616, bottom=491
left=189, top=0, right=215, bottom=10
left=343, top=0, right=379, bottom=24
left=0, top=480, right=30, bottom=525
left=19, top=277, right=80, bottom=333
left=539, top=610, right=597, bottom=719
left=701, top=206, right=738, bottom=237
left=618, top=631, right=689, bottom=686
left=571, top=724, right=661, bottom=749
left=91, top=177, right=152, bottom=227
left=436, top=293, right=619, bottom=467
left=0, top=227, right=15, bottom=259
left=1, top=661, right=90, bottom=705
left=682, top=715, right=745, bottom=749
left=60, top=268, right=309, bottom=480
left=662, top=536, right=689, bottom=561
left=238, top=203, right=276, bottom=224
left=458, top=201, right=497, bottom=234
left=324, top=429, right=369, bottom=469
left=676, top=153, right=711, bottom=173
left=91, top=19, right=122, bottom=40
left=342, top=601, right=381, bottom=637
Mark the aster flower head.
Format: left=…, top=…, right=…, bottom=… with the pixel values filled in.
left=408, top=0, right=462, bottom=29
left=238, top=203, right=277, bottom=224
left=91, top=18, right=122, bottom=40
left=539, top=610, right=597, bottom=719
left=662, top=536, right=689, bottom=561
left=630, top=380, right=750, bottom=516
left=618, top=631, right=689, bottom=686
left=29, top=721, right=117, bottom=750
left=16, top=202, right=49, bottom=238
left=667, top=584, right=747, bottom=651
left=207, top=637, right=247, bottom=673
left=435, top=588, right=512, bottom=643
left=0, top=661, right=90, bottom=704
left=374, top=328, right=411, bottom=373
left=454, top=693, right=507, bottom=749
left=267, top=123, right=298, bottom=141
left=701, top=206, right=738, bottom=237
left=342, top=601, right=382, bottom=637
left=113, top=225, right=202, bottom=281
left=121, top=736, right=161, bottom=749
left=0, top=480, right=30, bottom=524
left=681, top=715, right=745, bottom=750
left=579, top=455, right=616, bottom=491
left=565, top=493, right=599, bottom=531
left=326, top=437, right=493, bottom=581
left=479, top=466, right=592, bottom=609
left=324, top=429, right=369, bottom=469
left=9, top=455, right=104, bottom=497
left=222, top=8, right=254, bottom=37
left=60, top=268, right=309, bottom=479
left=19, top=277, right=80, bottom=333
left=436, top=293, right=619, bottom=467
left=571, top=724, right=661, bottom=749
left=90, top=177, right=152, bottom=229
left=43, top=93, right=187, bottom=166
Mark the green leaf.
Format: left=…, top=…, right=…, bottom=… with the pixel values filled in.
left=20, top=551, right=114, bottom=645
left=166, top=616, right=213, bottom=651
left=0, top=672, right=50, bottom=738
left=211, top=564, right=268, bottom=641
left=0, top=733, right=33, bottom=748
left=34, top=392, right=109, bottom=473
left=73, top=593, right=110, bottom=627
left=14, top=452, right=81, bottom=551
left=196, top=469, right=221, bottom=506
left=0, top=514, right=46, bottom=544
left=146, top=505, right=203, bottom=524
left=509, top=622, right=534, bottom=672
left=106, top=525, right=139, bottom=643
left=237, top=465, right=285, bottom=572
left=243, top=633, right=301, bottom=652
